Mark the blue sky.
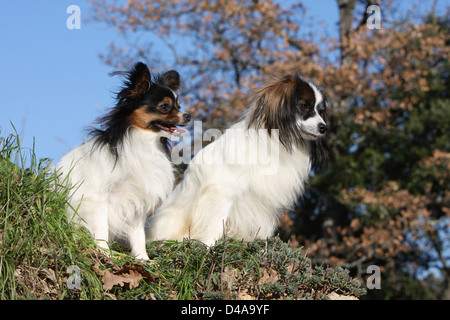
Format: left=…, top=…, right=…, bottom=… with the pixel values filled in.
left=0, top=1, right=341, bottom=164
left=0, top=1, right=124, bottom=163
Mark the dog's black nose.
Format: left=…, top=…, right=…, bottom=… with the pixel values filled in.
left=319, top=123, right=328, bottom=134
left=183, top=113, right=191, bottom=123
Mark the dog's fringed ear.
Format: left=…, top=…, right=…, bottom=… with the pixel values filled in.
left=157, top=70, right=181, bottom=91
left=310, top=138, right=329, bottom=173
left=247, top=75, right=300, bottom=151
left=129, top=62, right=152, bottom=97
left=112, top=62, right=152, bottom=101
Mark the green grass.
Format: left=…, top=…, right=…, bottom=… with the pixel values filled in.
left=0, top=128, right=366, bottom=300
left=0, top=128, right=103, bottom=299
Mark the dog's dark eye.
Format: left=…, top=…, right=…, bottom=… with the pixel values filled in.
left=299, top=103, right=309, bottom=112
left=159, top=103, right=172, bottom=113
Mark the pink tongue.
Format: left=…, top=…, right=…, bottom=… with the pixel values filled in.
left=170, top=127, right=188, bottom=135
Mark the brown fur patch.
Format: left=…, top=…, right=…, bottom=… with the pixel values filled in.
left=251, top=75, right=314, bottom=110
left=130, top=105, right=186, bottom=132
left=130, top=107, right=159, bottom=130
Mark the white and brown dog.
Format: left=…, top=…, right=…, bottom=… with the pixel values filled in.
left=147, top=74, right=329, bottom=245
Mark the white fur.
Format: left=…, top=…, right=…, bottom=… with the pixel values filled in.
left=57, top=128, right=174, bottom=260
left=146, top=120, right=312, bottom=246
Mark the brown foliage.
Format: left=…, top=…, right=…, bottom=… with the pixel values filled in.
left=91, top=1, right=449, bottom=133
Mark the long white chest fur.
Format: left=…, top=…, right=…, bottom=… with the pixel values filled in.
left=57, top=128, right=174, bottom=257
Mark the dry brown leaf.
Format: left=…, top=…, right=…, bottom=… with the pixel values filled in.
left=258, top=267, right=280, bottom=284
left=238, top=287, right=256, bottom=300
left=93, top=262, right=156, bottom=291
left=327, top=292, right=358, bottom=300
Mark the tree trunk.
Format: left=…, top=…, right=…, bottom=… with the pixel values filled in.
left=337, top=0, right=357, bottom=67
left=336, top=0, right=357, bottom=113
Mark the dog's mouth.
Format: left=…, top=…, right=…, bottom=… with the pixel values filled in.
left=153, top=121, right=188, bottom=136
left=299, top=128, right=322, bottom=141
left=303, top=132, right=320, bottom=139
